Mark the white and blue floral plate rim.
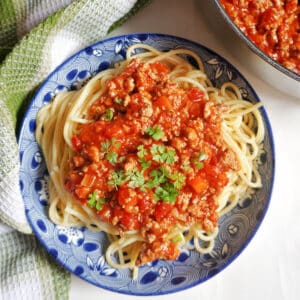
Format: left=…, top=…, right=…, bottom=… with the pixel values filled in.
left=18, top=33, right=275, bottom=295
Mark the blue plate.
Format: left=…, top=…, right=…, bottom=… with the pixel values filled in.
left=18, top=33, right=275, bottom=295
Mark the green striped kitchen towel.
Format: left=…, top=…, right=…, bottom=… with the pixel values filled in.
left=0, top=1, right=149, bottom=299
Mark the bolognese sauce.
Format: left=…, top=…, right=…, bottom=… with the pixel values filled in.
left=219, top=0, right=300, bottom=75
left=65, top=59, right=239, bottom=265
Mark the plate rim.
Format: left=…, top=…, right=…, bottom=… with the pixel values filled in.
left=18, top=32, right=275, bottom=295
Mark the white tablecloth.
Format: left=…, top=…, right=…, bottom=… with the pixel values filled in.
left=69, top=1, right=300, bottom=299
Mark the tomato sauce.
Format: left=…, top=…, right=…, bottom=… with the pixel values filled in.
left=65, top=59, right=239, bottom=265
left=219, top=0, right=300, bottom=75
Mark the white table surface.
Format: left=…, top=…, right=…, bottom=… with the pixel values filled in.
left=69, top=0, right=300, bottom=299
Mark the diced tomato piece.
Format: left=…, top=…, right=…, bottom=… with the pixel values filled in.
left=75, top=186, right=90, bottom=199
left=188, top=175, right=208, bottom=195
left=117, top=186, right=130, bottom=205
left=154, top=202, right=173, bottom=222
left=202, top=144, right=213, bottom=164
left=137, top=190, right=154, bottom=213
left=138, top=197, right=151, bottom=213
left=117, top=186, right=138, bottom=211
left=155, top=95, right=172, bottom=109
left=104, top=119, right=125, bottom=138
left=65, top=180, right=74, bottom=193
left=218, top=172, right=229, bottom=187
left=79, top=121, right=105, bottom=144
left=67, top=172, right=82, bottom=184
left=187, top=88, right=205, bottom=102
left=112, top=206, right=124, bottom=219
left=80, top=173, right=96, bottom=187
left=120, top=211, right=140, bottom=230
left=188, top=102, right=203, bottom=118
left=71, top=135, right=82, bottom=151
left=150, top=61, right=170, bottom=75
left=206, top=166, right=229, bottom=189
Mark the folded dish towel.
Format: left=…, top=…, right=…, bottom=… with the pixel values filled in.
left=0, top=0, right=149, bottom=299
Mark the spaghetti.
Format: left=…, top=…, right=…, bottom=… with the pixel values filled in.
left=36, top=44, right=264, bottom=278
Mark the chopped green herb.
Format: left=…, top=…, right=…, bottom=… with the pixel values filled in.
left=111, top=137, right=121, bottom=149
left=146, top=168, right=167, bottom=188
left=101, top=139, right=111, bottom=152
left=169, top=172, right=186, bottom=189
left=126, top=169, right=145, bottom=188
left=114, top=98, right=123, bottom=104
left=150, top=144, right=176, bottom=164
left=158, top=166, right=186, bottom=189
left=154, top=182, right=178, bottom=203
left=162, top=148, right=176, bottom=164
left=118, top=156, right=126, bottom=163
left=87, top=191, right=106, bottom=211
left=182, top=160, right=192, bottom=171
left=96, top=198, right=106, bottom=210
left=150, top=144, right=165, bottom=161
left=140, top=158, right=151, bottom=170
left=137, top=145, right=147, bottom=159
left=106, top=151, right=118, bottom=164
left=192, top=152, right=207, bottom=170
left=101, top=138, right=120, bottom=153
left=87, top=191, right=97, bottom=205
left=104, top=108, right=114, bottom=121
left=172, top=233, right=184, bottom=243
left=108, top=170, right=126, bottom=187
left=146, top=125, right=164, bottom=141
left=194, top=161, right=204, bottom=170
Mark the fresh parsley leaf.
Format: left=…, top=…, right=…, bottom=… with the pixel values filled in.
left=166, top=171, right=186, bottom=189
left=150, top=144, right=176, bottom=164
left=114, top=98, right=123, bottom=104
left=106, top=151, right=118, bottom=164
left=182, top=160, right=192, bottom=171
left=126, top=169, right=145, bottom=188
left=154, top=182, right=178, bottom=203
left=194, top=161, right=204, bottom=170
left=137, top=145, right=147, bottom=158
left=146, top=125, right=164, bottom=141
left=96, top=198, right=106, bottom=210
left=118, top=156, right=126, bottom=163
left=101, top=139, right=111, bottom=152
left=150, top=144, right=165, bottom=162
left=104, top=108, right=114, bottom=121
left=101, top=138, right=120, bottom=153
left=146, top=168, right=167, bottom=188
left=87, top=191, right=97, bottom=206
left=158, top=167, right=186, bottom=189
left=139, top=158, right=151, bottom=170
left=161, top=148, right=176, bottom=164
left=111, top=137, right=121, bottom=149
left=192, top=152, right=207, bottom=170
left=87, top=191, right=106, bottom=211
left=108, top=170, right=126, bottom=187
